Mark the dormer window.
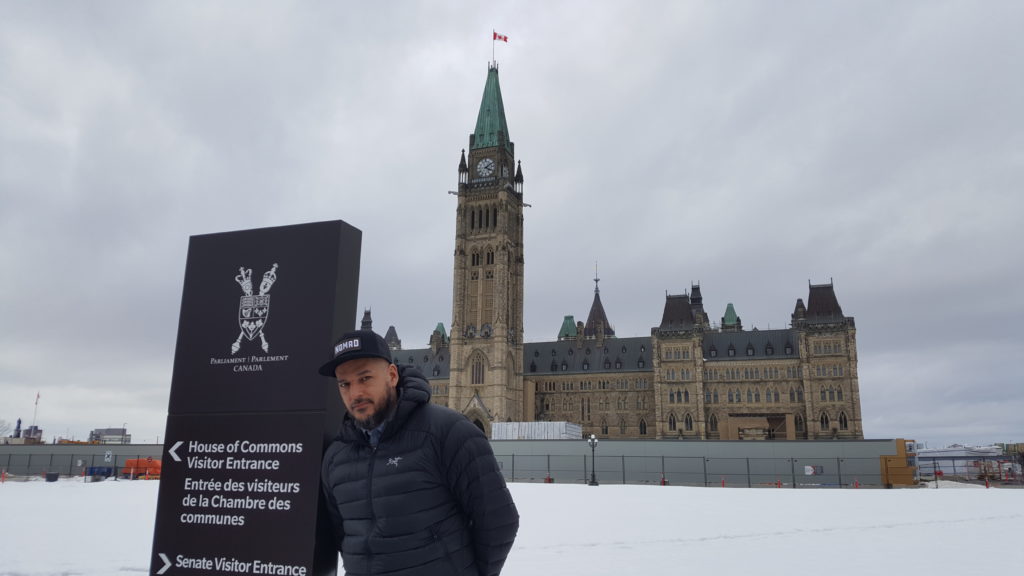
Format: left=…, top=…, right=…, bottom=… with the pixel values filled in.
left=709, top=346, right=718, bottom=358
left=766, top=345, right=774, bottom=356
left=785, top=343, right=793, bottom=355
left=727, top=345, right=736, bottom=357
left=746, top=345, right=755, bottom=356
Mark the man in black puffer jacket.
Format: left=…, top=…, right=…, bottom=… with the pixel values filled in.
left=319, top=329, right=519, bottom=576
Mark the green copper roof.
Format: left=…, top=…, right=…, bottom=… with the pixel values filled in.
left=434, top=322, right=448, bottom=340
left=471, top=65, right=512, bottom=152
left=558, top=315, right=577, bottom=339
left=723, top=303, right=739, bottom=326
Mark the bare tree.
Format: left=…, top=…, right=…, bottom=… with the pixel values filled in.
left=0, top=419, right=10, bottom=438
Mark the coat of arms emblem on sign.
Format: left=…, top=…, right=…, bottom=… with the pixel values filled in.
left=231, top=263, right=278, bottom=354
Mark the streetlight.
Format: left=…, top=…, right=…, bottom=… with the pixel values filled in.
left=587, top=434, right=599, bottom=486
left=122, top=422, right=128, bottom=445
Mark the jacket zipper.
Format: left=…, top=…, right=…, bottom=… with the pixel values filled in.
left=367, top=444, right=377, bottom=575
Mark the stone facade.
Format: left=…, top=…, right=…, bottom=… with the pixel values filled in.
left=376, top=65, right=864, bottom=441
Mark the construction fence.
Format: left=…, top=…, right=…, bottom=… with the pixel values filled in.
left=493, top=453, right=883, bottom=488
left=0, top=446, right=162, bottom=480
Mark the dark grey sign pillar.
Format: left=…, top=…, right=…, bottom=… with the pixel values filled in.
left=151, top=220, right=360, bottom=576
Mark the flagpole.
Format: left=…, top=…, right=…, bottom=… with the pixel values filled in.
left=31, top=392, right=39, bottom=428
left=492, top=29, right=495, bottom=65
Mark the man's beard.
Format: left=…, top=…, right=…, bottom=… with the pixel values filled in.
left=352, top=386, right=398, bottom=430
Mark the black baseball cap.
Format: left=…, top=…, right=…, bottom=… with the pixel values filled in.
left=317, top=329, right=393, bottom=377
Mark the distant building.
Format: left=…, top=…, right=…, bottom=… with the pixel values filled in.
left=368, top=64, right=864, bottom=441
left=88, top=427, right=130, bottom=444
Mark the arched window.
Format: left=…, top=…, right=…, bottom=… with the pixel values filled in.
left=704, top=390, right=711, bottom=403
left=727, top=390, right=734, bottom=403
left=676, top=390, right=682, bottom=403
left=713, top=390, right=719, bottom=403
left=639, top=419, right=648, bottom=435
left=797, top=387, right=804, bottom=402
left=471, top=359, right=484, bottom=385
left=821, top=388, right=827, bottom=401
left=754, top=389, right=760, bottom=403
left=601, top=419, right=609, bottom=435
left=795, top=413, right=805, bottom=432
left=684, top=389, right=690, bottom=403
left=619, top=418, right=626, bottom=435
left=837, top=387, right=844, bottom=401
left=668, top=392, right=675, bottom=404
left=828, top=388, right=835, bottom=401
left=820, top=412, right=830, bottom=431
left=773, top=389, right=780, bottom=403
left=839, top=412, right=849, bottom=431
left=708, top=414, right=718, bottom=432
left=684, top=413, right=693, bottom=431
left=747, top=389, right=753, bottom=403
left=668, top=414, right=677, bottom=431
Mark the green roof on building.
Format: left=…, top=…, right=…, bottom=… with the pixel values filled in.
left=558, top=315, right=577, bottom=339
left=723, top=303, right=739, bottom=326
left=471, top=65, right=512, bottom=152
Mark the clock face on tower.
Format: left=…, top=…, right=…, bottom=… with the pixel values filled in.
left=476, top=157, right=495, bottom=177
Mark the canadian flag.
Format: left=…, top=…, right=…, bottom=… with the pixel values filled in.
left=493, top=32, right=509, bottom=42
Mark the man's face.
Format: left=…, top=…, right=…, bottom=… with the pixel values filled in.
left=334, top=357, right=399, bottom=430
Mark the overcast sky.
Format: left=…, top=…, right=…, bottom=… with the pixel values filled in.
left=1, top=1, right=1021, bottom=448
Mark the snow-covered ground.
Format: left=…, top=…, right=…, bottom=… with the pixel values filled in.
left=1, top=477, right=1021, bottom=575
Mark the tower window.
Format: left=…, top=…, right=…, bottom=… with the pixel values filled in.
left=471, top=359, right=484, bottom=385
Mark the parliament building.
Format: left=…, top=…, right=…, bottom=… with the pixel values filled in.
left=372, top=64, right=864, bottom=441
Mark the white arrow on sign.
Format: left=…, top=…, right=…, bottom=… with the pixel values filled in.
left=169, top=441, right=184, bottom=462
left=157, top=552, right=171, bottom=575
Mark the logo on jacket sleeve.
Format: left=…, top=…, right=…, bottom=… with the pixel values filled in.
left=231, top=263, right=279, bottom=354
left=387, top=457, right=402, bottom=467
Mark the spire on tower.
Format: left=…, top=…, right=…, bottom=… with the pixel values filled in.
left=470, top=65, right=512, bottom=153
